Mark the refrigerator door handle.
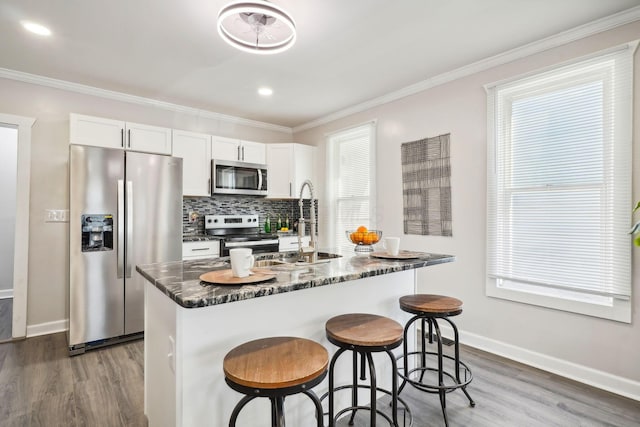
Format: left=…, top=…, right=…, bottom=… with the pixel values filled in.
left=117, top=179, right=125, bottom=278
left=126, top=181, right=134, bottom=278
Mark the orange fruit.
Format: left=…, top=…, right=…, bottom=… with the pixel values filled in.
left=363, top=234, right=373, bottom=245
left=368, top=231, right=380, bottom=244
left=355, top=231, right=365, bottom=243
left=349, top=232, right=357, bottom=242
left=357, top=225, right=368, bottom=233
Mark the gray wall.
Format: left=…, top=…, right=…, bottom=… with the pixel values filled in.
left=0, top=78, right=293, bottom=330
left=0, top=126, right=17, bottom=294
left=294, top=22, right=640, bottom=384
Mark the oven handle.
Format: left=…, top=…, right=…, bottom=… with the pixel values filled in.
left=224, top=239, right=279, bottom=248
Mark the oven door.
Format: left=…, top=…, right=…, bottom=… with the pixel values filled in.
left=212, top=159, right=268, bottom=196
left=221, top=238, right=279, bottom=256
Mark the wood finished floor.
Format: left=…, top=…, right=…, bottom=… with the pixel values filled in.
left=0, top=332, right=638, bottom=426
left=0, top=298, right=12, bottom=341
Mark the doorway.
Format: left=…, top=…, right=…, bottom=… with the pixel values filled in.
left=0, top=113, right=35, bottom=342
left=0, top=125, right=18, bottom=341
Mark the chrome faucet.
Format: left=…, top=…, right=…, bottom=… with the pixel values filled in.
left=298, top=180, right=317, bottom=263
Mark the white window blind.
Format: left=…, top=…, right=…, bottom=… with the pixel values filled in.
left=487, top=44, right=634, bottom=302
left=327, top=123, right=376, bottom=251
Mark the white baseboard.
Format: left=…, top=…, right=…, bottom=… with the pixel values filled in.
left=0, top=289, right=13, bottom=299
left=432, top=325, right=640, bottom=402
left=26, top=319, right=68, bottom=338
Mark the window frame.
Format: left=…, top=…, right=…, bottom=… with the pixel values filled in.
left=485, top=43, right=635, bottom=323
left=326, top=122, right=377, bottom=252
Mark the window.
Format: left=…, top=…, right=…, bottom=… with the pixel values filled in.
left=327, top=122, right=376, bottom=252
left=486, top=43, right=634, bottom=322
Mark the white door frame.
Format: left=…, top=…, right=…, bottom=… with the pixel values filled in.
left=0, top=113, right=35, bottom=339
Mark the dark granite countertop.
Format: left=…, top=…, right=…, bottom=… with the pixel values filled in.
left=137, top=251, right=455, bottom=309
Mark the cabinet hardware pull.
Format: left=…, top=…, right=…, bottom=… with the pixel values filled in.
left=191, top=247, right=211, bottom=251
left=121, top=129, right=124, bottom=147
left=128, top=129, right=131, bottom=148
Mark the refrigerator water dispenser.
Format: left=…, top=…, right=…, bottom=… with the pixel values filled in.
left=81, top=214, right=114, bottom=252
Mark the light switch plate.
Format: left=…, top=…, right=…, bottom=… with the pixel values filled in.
left=45, top=209, right=69, bottom=222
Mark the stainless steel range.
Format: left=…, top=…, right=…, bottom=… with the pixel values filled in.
left=205, top=214, right=279, bottom=256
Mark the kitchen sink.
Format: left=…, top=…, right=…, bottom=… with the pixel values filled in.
left=255, top=252, right=342, bottom=268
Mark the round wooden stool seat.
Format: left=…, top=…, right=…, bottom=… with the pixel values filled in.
left=399, top=294, right=463, bottom=317
left=224, top=336, right=328, bottom=390
left=326, top=313, right=403, bottom=348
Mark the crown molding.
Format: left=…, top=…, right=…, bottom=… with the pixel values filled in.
left=0, top=68, right=292, bottom=134
left=293, top=5, right=640, bottom=133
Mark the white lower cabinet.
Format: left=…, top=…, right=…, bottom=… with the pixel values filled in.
left=183, top=241, right=220, bottom=260
left=278, top=235, right=311, bottom=252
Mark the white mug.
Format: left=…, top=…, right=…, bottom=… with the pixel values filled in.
left=229, top=248, right=255, bottom=278
left=383, top=237, right=400, bottom=256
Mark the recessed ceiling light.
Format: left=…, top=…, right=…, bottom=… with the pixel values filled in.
left=21, top=21, right=52, bottom=36
left=258, top=87, right=273, bottom=96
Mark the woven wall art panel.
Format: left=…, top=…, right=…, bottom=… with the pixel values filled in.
left=401, top=133, right=452, bottom=236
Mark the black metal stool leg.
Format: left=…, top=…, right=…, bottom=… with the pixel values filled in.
left=349, top=350, right=359, bottom=426
left=444, top=317, right=476, bottom=408
left=365, top=352, right=377, bottom=426
left=385, top=348, right=400, bottom=427
left=329, top=347, right=348, bottom=427
left=229, top=395, right=256, bottom=427
left=302, top=390, right=325, bottom=427
left=432, top=319, right=449, bottom=427
left=399, top=315, right=419, bottom=395
left=271, top=396, right=286, bottom=427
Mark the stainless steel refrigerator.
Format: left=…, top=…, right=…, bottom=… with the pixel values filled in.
left=68, top=145, right=182, bottom=355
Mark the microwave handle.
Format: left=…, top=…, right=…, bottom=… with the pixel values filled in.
left=258, top=169, right=263, bottom=191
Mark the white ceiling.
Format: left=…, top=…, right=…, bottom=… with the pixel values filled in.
left=1, top=0, right=639, bottom=129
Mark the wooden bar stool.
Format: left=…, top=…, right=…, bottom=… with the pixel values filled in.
left=223, top=336, right=329, bottom=427
left=397, top=295, right=474, bottom=427
left=324, top=313, right=412, bottom=427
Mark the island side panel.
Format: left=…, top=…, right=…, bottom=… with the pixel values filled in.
left=177, top=270, right=415, bottom=427
left=145, top=282, right=179, bottom=427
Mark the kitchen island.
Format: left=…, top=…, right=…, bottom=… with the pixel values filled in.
left=137, top=251, right=454, bottom=427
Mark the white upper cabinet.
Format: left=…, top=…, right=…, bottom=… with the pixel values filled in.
left=211, top=136, right=266, bottom=164
left=70, top=114, right=125, bottom=149
left=266, top=143, right=317, bottom=199
left=172, top=129, right=212, bottom=197
left=70, top=113, right=172, bottom=155
left=126, top=122, right=172, bottom=154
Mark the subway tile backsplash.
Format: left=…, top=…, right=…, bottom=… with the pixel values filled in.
left=183, top=195, right=318, bottom=236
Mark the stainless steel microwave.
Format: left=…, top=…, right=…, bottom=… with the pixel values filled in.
left=211, top=159, right=268, bottom=196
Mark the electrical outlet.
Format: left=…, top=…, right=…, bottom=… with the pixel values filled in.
left=189, top=211, right=199, bottom=223
left=45, top=209, right=69, bottom=222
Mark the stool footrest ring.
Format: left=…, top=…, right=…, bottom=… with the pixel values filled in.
left=321, top=384, right=414, bottom=427
left=397, top=351, right=473, bottom=393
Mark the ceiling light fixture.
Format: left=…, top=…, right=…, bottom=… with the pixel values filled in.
left=258, top=87, right=273, bottom=96
left=217, top=1, right=296, bottom=55
left=21, top=21, right=52, bottom=36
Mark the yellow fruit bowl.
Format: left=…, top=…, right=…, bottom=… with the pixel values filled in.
left=346, top=229, right=382, bottom=252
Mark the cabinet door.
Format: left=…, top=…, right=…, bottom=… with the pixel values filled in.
left=126, top=122, right=172, bottom=154
left=266, top=144, right=293, bottom=198
left=70, top=113, right=125, bottom=149
left=212, top=136, right=241, bottom=161
left=241, top=140, right=266, bottom=164
left=293, top=144, right=317, bottom=197
left=172, top=130, right=212, bottom=197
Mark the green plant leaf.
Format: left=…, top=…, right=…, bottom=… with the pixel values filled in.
left=631, top=221, right=640, bottom=235
left=634, top=200, right=640, bottom=213
left=635, top=235, right=640, bottom=247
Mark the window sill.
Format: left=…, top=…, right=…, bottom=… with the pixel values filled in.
left=486, top=278, right=631, bottom=323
